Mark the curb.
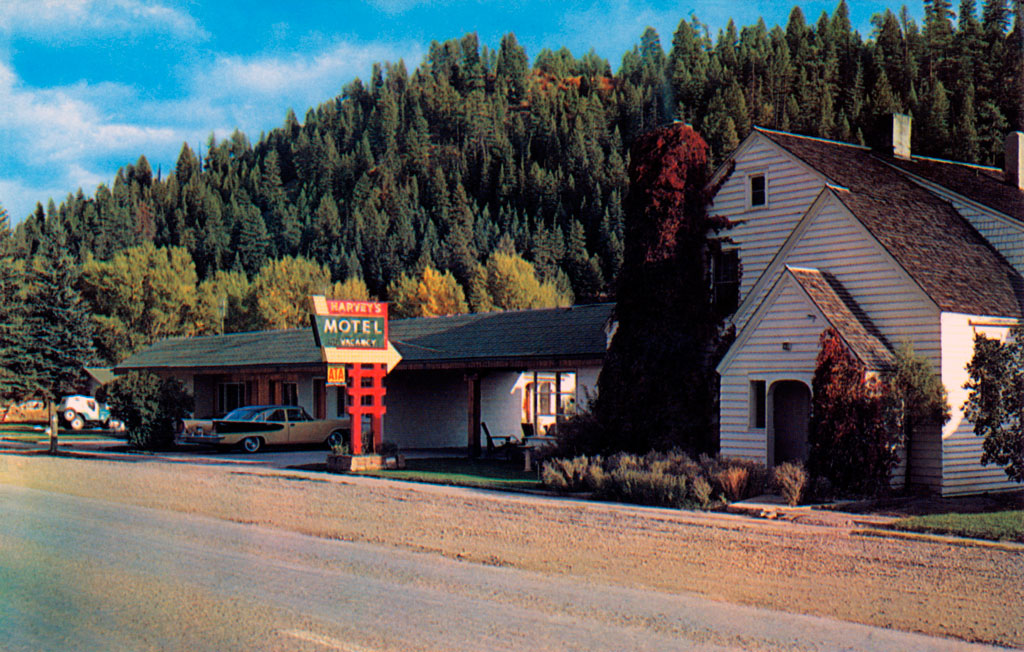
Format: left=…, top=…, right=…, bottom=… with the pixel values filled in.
left=853, top=527, right=1024, bottom=552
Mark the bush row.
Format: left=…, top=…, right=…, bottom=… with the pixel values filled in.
left=541, top=450, right=812, bottom=509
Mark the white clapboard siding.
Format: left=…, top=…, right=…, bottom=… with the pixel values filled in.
left=735, top=195, right=942, bottom=367
left=899, top=177, right=1024, bottom=278
left=719, top=275, right=823, bottom=463
left=709, top=133, right=826, bottom=308
left=939, top=313, right=1021, bottom=495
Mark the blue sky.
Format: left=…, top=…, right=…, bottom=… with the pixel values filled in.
left=0, top=1, right=921, bottom=225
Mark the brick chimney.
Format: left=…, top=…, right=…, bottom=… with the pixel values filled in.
left=1005, top=132, right=1024, bottom=190
left=892, top=113, right=912, bottom=160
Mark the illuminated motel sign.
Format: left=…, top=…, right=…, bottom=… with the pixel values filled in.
left=309, top=296, right=402, bottom=455
left=308, top=297, right=402, bottom=378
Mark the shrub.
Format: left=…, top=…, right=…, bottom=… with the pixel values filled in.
left=549, top=406, right=614, bottom=457
left=809, top=328, right=900, bottom=496
left=690, top=477, right=713, bottom=508
left=714, top=466, right=750, bottom=502
left=600, top=467, right=688, bottom=508
left=773, top=462, right=808, bottom=506
left=541, top=450, right=771, bottom=509
left=541, top=455, right=606, bottom=493
left=103, top=371, right=193, bottom=451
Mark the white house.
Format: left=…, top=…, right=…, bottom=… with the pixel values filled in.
left=710, top=117, right=1024, bottom=496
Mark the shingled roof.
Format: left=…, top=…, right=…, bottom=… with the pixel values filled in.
left=787, top=267, right=894, bottom=370
left=758, top=128, right=1024, bottom=318
left=115, top=303, right=614, bottom=372
left=885, top=155, right=1024, bottom=223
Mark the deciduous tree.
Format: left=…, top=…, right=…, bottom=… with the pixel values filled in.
left=963, top=325, right=1024, bottom=482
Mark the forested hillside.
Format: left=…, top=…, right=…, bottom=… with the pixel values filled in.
left=6, top=0, right=1024, bottom=324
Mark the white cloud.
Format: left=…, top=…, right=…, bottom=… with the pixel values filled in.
left=195, top=40, right=422, bottom=102
left=0, top=0, right=204, bottom=40
left=0, top=62, right=180, bottom=163
left=0, top=36, right=423, bottom=223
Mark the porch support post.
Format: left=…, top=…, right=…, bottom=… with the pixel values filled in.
left=467, top=373, right=481, bottom=458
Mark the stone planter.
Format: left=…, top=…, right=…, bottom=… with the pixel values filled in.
left=326, top=453, right=406, bottom=473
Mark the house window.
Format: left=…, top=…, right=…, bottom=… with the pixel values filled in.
left=711, top=248, right=740, bottom=314
left=750, top=174, right=767, bottom=207
left=749, top=380, right=766, bottom=429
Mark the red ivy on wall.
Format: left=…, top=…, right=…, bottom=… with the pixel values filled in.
left=809, top=328, right=899, bottom=495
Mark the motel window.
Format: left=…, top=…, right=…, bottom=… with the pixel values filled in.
left=749, top=380, right=766, bottom=429
left=281, top=382, right=298, bottom=406
left=750, top=174, right=767, bottom=207
left=217, top=382, right=247, bottom=416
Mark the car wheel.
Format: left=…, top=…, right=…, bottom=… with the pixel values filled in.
left=69, top=415, right=85, bottom=431
left=240, top=436, right=263, bottom=453
left=326, top=430, right=347, bottom=450
left=63, top=409, right=77, bottom=423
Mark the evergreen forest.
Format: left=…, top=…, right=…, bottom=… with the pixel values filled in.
left=2, top=0, right=1023, bottom=369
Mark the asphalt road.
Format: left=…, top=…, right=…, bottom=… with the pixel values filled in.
left=0, top=484, right=1005, bottom=652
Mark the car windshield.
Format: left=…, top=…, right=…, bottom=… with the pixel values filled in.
left=222, top=406, right=267, bottom=421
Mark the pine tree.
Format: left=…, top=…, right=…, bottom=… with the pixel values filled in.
left=21, top=237, right=97, bottom=400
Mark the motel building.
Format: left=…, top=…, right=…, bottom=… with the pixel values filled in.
left=114, top=303, right=614, bottom=455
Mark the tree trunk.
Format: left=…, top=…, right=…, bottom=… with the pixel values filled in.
left=48, top=398, right=59, bottom=454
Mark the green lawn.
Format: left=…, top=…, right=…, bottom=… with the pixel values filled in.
left=0, top=424, right=123, bottom=441
left=358, top=457, right=541, bottom=492
left=892, top=511, right=1024, bottom=543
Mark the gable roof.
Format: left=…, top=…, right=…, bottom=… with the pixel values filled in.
left=114, top=303, right=614, bottom=372
left=787, top=267, right=894, bottom=370
left=885, top=155, right=1024, bottom=224
left=757, top=128, right=1024, bottom=318
left=717, top=265, right=893, bottom=373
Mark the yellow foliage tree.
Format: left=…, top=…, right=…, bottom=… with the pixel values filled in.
left=196, top=269, right=251, bottom=334
left=79, top=244, right=202, bottom=363
left=388, top=267, right=469, bottom=318
left=483, top=252, right=571, bottom=311
left=249, top=256, right=333, bottom=330
left=328, top=277, right=372, bottom=302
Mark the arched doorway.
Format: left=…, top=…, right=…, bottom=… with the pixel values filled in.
left=770, top=380, right=811, bottom=466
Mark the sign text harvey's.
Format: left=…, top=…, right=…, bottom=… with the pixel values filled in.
left=310, top=298, right=388, bottom=350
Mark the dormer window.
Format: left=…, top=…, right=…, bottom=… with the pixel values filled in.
left=750, top=174, right=767, bottom=207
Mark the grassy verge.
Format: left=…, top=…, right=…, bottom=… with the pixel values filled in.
left=891, top=510, right=1024, bottom=543
left=358, top=457, right=541, bottom=492
left=0, top=425, right=124, bottom=441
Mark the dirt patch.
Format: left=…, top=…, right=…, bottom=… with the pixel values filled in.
left=2, top=454, right=1023, bottom=647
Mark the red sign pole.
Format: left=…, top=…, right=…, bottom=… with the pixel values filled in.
left=344, top=363, right=388, bottom=454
